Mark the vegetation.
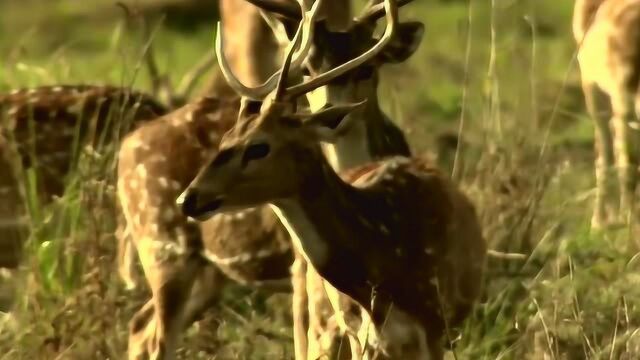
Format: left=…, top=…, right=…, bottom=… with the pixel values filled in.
left=2, top=0, right=639, bottom=359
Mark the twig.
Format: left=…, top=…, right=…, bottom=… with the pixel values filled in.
left=486, top=249, right=528, bottom=261
left=176, top=52, right=217, bottom=100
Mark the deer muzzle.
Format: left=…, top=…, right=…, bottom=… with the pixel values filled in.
left=176, top=189, right=225, bottom=221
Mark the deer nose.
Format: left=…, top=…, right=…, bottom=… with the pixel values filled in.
left=177, top=189, right=200, bottom=217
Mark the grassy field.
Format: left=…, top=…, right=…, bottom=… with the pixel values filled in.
left=2, top=0, right=640, bottom=359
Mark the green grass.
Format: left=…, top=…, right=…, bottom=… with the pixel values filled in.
left=2, top=0, right=640, bottom=359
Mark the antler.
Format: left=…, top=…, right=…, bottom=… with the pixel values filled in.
left=274, top=13, right=306, bottom=101
left=356, top=0, right=414, bottom=23
left=215, top=0, right=322, bottom=100
left=242, top=0, right=302, bottom=19
left=283, top=0, right=400, bottom=100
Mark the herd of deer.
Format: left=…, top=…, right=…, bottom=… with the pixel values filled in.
left=0, top=0, right=638, bottom=359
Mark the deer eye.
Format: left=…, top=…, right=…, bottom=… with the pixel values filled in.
left=242, top=143, right=270, bottom=166
left=212, top=148, right=235, bottom=168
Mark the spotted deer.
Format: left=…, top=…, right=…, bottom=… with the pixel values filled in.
left=180, top=0, right=486, bottom=358
left=0, top=85, right=168, bottom=274
left=573, top=0, right=640, bottom=229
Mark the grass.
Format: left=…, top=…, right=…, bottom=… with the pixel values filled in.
left=2, top=0, right=639, bottom=359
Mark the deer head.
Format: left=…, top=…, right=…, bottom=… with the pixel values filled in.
left=221, top=0, right=423, bottom=171
left=178, top=0, right=402, bottom=219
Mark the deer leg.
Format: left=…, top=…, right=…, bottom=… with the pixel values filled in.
left=127, top=226, right=202, bottom=360
left=291, top=252, right=309, bottom=360
left=182, top=263, right=228, bottom=326
left=305, top=265, right=336, bottom=360
left=323, top=281, right=363, bottom=360
left=116, top=216, right=138, bottom=290
left=610, top=89, right=639, bottom=226
left=583, top=81, right=616, bottom=229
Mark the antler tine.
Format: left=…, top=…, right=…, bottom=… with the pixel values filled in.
left=290, top=0, right=322, bottom=72
left=284, top=0, right=399, bottom=100
left=274, top=9, right=306, bottom=100
left=356, top=0, right=414, bottom=24
left=215, top=0, right=321, bottom=101
left=243, top=0, right=301, bottom=20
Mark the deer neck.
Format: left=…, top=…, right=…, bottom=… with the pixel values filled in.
left=270, top=149, right=396, bottom=305
left=307, top=90, right=388, bottom=172
left=323, top=117, right=372, bottom=172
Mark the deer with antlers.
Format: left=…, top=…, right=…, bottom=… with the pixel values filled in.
left=573, top=0, right=640, bottom=229
left=179, top=0, right=486, bottom=358
left=236, top=0, right=425, bottom=358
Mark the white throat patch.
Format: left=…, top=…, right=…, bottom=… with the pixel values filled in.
left=269, top=200, right=329, bottom=269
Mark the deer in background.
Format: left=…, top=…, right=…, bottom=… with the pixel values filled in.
left=180, top=0, right=486, bottom=358
left=0, top=85, right=168, bottom=277
left=0, top=0, right=241, bottom=311
left=0, top=41, right=224, bottom=286
left=0, top=0, right=233, bottom=273
left=573, top=0, right=640, bottom=230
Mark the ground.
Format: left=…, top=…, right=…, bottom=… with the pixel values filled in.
left=2, top=0, right=640, bottom=359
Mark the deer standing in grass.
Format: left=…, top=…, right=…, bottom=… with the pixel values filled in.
left=0, top=40, right=224, bottom=286
left=573, top=0, right=640, bottom=229
left=179, top=0, right=487, bottom=358
left=0, top=15, right=228, bottom=273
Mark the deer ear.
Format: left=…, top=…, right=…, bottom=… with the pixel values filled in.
left=302, top=100, right=367, bottom=143
left=375, top=21, right=425, bottom=64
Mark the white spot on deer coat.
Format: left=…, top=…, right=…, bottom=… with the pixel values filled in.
left=129, top=179, right=139, bottom=190
left=162, top=208, right=175, bottom=222
left=358, top=216, right=373, bottom=229
left=233, top=211, right=246, bottom=220
left=170, top=180, right=182, bottom=191
left=135, top=164, right=147, bottom=178
left=158, top=177, right=169, bottom=188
